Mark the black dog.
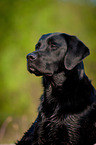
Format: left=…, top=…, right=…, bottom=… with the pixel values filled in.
left=16, top=33, right=96, bottom=145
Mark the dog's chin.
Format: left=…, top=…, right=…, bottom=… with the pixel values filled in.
left=28, top=67, right=41, bottom=76
left=28, top=67, right=53, bottom=77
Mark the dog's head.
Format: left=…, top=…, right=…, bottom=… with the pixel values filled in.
left=27, top=33, right=90, bottom=77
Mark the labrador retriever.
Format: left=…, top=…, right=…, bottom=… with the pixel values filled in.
left=16, top=33, right=96, bottom=145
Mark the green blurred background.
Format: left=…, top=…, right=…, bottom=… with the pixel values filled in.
left=0, top=0, right=96, bottom=143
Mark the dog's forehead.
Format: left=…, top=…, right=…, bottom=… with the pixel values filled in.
left=39, top=33, right=53, bottom=40
left=39, top=33, right=66, bottom=43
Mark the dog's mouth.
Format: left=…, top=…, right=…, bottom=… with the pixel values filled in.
left=27, top=64, right=41, bottom=76
left=27, top=64, right=53, bottom=77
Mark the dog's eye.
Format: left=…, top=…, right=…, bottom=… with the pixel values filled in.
left=51, top=44, right=56, bottom=47
left=48, top=41, right=58, bottom=50
left=51, top=44, right=58, bottom=49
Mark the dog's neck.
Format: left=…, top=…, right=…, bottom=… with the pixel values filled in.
left=50, top=62, right=85, bottom=88
left=42, top=62, right=95, bottom=114
left=43, top=62, right=85, bottom=91
left=52, top=72, right=67, bottom=87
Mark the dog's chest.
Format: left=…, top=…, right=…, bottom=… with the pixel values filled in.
left=40, top=114, right=81, bottom=144
left=63, top=114, right=80, bottom=144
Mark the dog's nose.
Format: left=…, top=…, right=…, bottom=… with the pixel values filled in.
left=27, top=53, right=37, bottom=61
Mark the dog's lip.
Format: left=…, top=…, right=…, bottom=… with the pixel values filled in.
left=44, top=73, right=53, bottom=77
left=29, top=67, right=35, bottom=71
left=27, top=65, right=35, bottom=73
left=27, top=64, right=53, bottom=76
left=28, top=67, right=53, bottom=76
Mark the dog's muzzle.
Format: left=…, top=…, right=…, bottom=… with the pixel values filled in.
left=27, top=52, right=37, bottom=61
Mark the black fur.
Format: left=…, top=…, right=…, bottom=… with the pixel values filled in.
left=16, top=33, right=96, bottom=145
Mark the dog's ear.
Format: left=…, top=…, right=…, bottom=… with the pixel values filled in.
left=63, top=34, right=90, bottom=70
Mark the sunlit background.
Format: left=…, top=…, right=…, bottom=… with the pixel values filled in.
left=0, top=0, right=96, bottom=143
